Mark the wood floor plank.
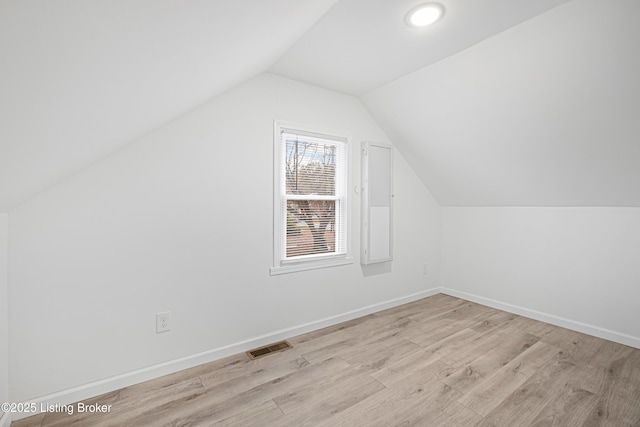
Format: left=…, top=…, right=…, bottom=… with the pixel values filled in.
left=278, top=328, right=355, bottom=362
left=117, top=387, right=260, bottom=427
left=271, top=364, right=385, bottom=426
left=372, top=295, right=446, bottom=320
left=338, top=336, right=424, bottom=371
left=444, top=331, right=540, bottom=370
left=316, top=375, right=459, bottom=427
left=457, top=362, right=530, bottom=417
left=124, top=357, right=353, bottom=426
left=491, top=333, right=542, bottom=360
left=12, top=294, right=640, bottom=427
left=439, top=350, right=509, bottom=394
left=200, top=355, right=352, bottom=405
left=336, top=296, right=432, bottom=340
left=456, top=341, right=559, bottom=416
left=579, top=353, right=640, bottom=426
left=425, top=301, right=498, bottom=328
left=401, top=315, right=472, bottom=347
left=421, top=327, right=484, bottom=356
left=585, top=362, right=640, bottom=426
left=436, top=401, right=485, bottom=426
left=198, top=354, right=310, bottom=393
left=9, top=413, right=45, bottom=427
left=493, top=314, right=551, bottom=339
left=405, top=296, right=468, bottom=323
left=538, top=328, right=612, bottom=368
left=214, top=399, right=283, bottom=427
left=477, top=355, right=575, bottom=426
left=503, top=340, right=562, bottom=377
left=590, top=339, right=635, bottom=369
left=341, top=314, right=420, bottom=342
left=469, top=310, right=518, bottom=334
left=301, top=325, right=410, bottom=365
left=368, top=345, right=443, bottom=387
left=529, top=383, right=599, bottom=427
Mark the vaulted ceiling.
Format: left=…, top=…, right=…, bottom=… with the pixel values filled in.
left=1, top=0, right=638, bottom=212
left=0, top=0, right=339, bottom=212
left=362, top=0, right=640, bottom=206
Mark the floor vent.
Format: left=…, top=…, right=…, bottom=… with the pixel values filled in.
left=247, top=341, right=293, bottom=360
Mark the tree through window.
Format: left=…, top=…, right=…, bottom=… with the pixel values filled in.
left=285, top=138, right=337, bottom=256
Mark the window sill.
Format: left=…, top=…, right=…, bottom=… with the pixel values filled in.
left=270, top=257, right=353, bottom=276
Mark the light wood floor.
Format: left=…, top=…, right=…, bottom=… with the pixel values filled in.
left=12, top=294, right=640, bottom=426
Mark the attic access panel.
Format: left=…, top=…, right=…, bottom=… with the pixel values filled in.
left=361, top=141, right=393, bottom=265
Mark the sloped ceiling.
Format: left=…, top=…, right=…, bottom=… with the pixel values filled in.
left=2, top=0, right=638, bottom=211
left=0, top=0, right=339, bottom=212
left=269, top=0, right=571, bottom=96
left=362, top=0, right=640, bottom=206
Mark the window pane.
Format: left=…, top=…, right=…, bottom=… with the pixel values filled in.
left=286, top=200, right=336, bottom=258
left=285, top=138, right=336, bottom=196
left=274, top=124, right=349, bottom=273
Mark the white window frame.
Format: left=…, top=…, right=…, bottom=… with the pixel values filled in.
left=270, top=120, right=352, bottom=275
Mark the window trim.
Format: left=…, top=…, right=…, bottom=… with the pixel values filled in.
left=270, top=120, right=353, bottom=275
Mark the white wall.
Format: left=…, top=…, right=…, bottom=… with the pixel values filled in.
left=8, top=74, right=441, bottom=404
left=442, top=207, right=640, bottom=347
left=0, top=214, right=8, bottom=427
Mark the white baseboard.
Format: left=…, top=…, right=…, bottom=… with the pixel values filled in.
left=441, top=287, right=640, bottom=349
left=0, top=412, right=11, bottom=427
left=13, top=288, right=440, bottom=421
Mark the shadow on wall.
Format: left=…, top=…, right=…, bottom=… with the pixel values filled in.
left=362, top=262, right=392, bottom=277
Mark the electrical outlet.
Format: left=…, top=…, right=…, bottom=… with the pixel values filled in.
left=156, top=311, right=171, bottom=333
left=422, top=263, right=428, bottom=275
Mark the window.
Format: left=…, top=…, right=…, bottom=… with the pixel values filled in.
left=271, top=121, right=352, bottom=275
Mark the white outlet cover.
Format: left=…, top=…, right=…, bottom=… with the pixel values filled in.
left=156, top=311, right=171, bottom=333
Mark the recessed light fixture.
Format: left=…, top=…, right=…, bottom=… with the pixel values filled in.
left=406, top=3, right=444, bottom=28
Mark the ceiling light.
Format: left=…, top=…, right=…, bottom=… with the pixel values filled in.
left=406, top=3, right=444, bottom=28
